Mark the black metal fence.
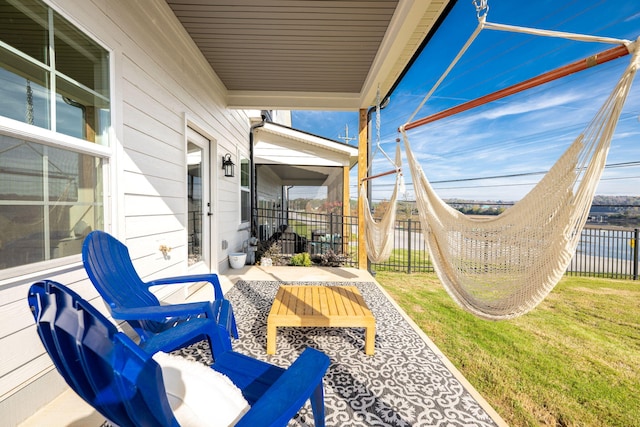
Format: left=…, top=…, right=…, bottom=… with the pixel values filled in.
left=567, top=226, right=639, bottom=280
left=254, top=208, right=639, bottom=280
left=369, top=219, right=433, bottom=274
left=255, top=207, right=359, bottom=267
left=370, top=219, right=640, bottom=280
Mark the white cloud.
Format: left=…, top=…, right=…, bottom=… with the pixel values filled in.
left=477, top=91, right=583, bottom=120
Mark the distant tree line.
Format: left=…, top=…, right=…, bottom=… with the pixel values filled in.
left=348, top=195, right=640, bottom=226
left=292, top=195, right=639, bottom=227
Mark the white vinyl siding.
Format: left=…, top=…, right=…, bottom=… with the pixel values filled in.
left=0, top=0, right=252, bottom=424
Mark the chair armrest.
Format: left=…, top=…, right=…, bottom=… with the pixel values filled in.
left=235, top=348, right=330, bottom=427
left=146, top=274, right=224, bottom=300
left=111, top=301, right=215, bottom=321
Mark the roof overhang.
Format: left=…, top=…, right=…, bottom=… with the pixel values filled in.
left=257, top=164, right=343, bottom=186
left=166, top=0, right=455, bottom=110
left=254, top=122, right=358, bottom=168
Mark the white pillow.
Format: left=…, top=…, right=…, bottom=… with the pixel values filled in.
left=153, top=352, right=250, bottom=427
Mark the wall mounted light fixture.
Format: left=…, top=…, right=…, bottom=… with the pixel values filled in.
left=222, top=153, right=235, bottom=177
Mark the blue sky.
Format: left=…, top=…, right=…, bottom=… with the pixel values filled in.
left=291, top=0, right=640, bottom=203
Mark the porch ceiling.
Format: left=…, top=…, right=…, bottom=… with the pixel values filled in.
left=259, top=164, right=334, bottom=186
left=165, top=0, right=453, bottom=110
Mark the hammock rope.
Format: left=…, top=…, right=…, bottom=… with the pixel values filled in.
left=404, top=10, right=632, bottom=128
left=403, top=44, right=630, bottom=131
left=400, top=4, right=639, bottom=319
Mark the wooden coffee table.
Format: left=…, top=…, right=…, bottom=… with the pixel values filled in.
left=267, top=285, right=376, bottom=355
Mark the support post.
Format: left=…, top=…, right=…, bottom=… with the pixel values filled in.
left=358, top=108, right=368, bottom=269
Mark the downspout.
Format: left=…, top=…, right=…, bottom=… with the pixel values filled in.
left=249, top=113, right=267, bottom=239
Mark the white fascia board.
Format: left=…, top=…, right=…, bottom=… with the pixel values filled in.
left=255, top=154, right=344, bottom=167
left=257, top=123, right=358, bottom=157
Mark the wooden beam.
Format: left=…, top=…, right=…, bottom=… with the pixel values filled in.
left=402, top=44, right=630, bottom=131
left=361, top=168, right=399, bottom=182
left=357, top=108, right=368, bottom=270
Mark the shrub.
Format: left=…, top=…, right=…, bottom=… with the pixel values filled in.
left=290, top=252, right=312, bottom=266
left=311, top=249, right=349, bottom=267
left=257, top=242, right=285, bottom=266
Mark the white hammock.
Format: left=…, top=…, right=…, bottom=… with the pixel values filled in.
left=361, top=143, right=403, bottom=262
left=401, top=30, right=639, bottom=318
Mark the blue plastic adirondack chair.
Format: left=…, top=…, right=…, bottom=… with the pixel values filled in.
left=28, top=280, right=331, bottom=427
left=82, top=230, right=238, bottom=353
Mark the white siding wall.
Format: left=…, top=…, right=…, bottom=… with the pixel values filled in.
left=0, top=0, right=251, bottom=423
left=257, top=166, right=284, bottom=206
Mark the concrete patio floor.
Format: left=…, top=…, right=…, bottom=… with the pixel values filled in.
left=19, top=266, right=506, bottom=427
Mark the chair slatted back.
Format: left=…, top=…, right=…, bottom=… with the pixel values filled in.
left=82, top=230, right=168, bottom=336
left=28, top=280, right=177, bottom=427
left=83, top=230, right=159, bottom=307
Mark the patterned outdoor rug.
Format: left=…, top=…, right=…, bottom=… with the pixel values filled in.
left=174, top=281, right=499, bottom=427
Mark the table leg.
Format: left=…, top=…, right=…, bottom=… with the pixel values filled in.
left=365, top=324, right=375, bottom=355
left=267, top=321, right=277, bottom=354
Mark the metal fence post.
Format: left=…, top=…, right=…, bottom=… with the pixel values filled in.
left=407, top=219, right=412, bottom=274
left=634, top=228, right=639, bottom=280
left=329, top=212, right=334, bottom=252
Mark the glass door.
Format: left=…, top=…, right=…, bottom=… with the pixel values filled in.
left=187, top=129, right=211, bottom=269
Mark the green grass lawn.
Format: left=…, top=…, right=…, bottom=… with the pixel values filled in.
left=375, top=272, right=640, bottom=427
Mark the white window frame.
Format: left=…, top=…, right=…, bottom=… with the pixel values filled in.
left=239, top=151, right=251, bottom=225
left=0, top=0, right=113, bottom=279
